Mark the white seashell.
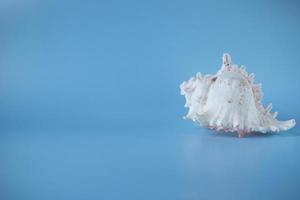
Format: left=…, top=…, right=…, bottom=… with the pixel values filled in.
left=180, top=53, right=296, bottom=137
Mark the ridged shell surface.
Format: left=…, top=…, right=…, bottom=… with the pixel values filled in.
left=180, top=54, right=296, bottom=137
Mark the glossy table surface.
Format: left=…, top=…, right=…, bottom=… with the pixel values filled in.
left=1, top=127, right=300, bottom=200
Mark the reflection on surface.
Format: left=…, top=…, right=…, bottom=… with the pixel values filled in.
left=1, top=128, right=300, bottom=200
left=180, top=128, right=300, bottom=200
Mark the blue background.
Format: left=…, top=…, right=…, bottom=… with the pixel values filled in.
left=1, top=0, right=300, bottom=199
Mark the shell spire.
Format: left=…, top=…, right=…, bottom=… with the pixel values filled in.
left=223, top=53, right=232, bottom=66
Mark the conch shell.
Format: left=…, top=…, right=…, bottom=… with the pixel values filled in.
left=180, top=53, right=296, bottom=137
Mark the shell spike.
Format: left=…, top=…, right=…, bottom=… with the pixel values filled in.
left=239, top=66, right=248, bottom=76
left=222, top=53, right=232, bottom=66
left=272, top=111, right=278, bottom=118
left=249, top=73, right=255, bottom=82
left=255, top=83, right=262, bottom=90
left=196, top=72, right=203, bottom=80
left=265, top=103, right=272, bottom=113
left=239, top=65, right=246, bottom=71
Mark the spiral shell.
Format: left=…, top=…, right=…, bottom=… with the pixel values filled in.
left=180, top=53, right=296, bottom=137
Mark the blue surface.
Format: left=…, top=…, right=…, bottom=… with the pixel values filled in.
left=1, top=0, right=300, bottom=199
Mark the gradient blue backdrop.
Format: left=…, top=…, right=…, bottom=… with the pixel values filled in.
left=1, top=0, right=300, bottom=200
